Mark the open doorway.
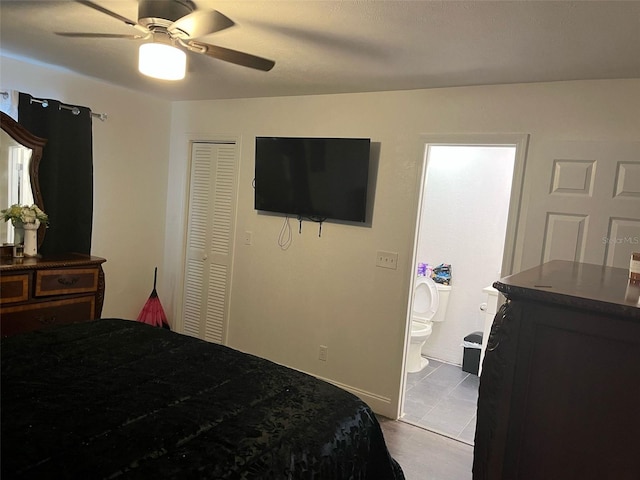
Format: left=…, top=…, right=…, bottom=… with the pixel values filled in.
left=400, top=135, right=527, bottom=444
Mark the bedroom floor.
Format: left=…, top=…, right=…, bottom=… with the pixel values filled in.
left=378, top=416, right=473, bottom=480
left=402, top=357, right=480, bottom=445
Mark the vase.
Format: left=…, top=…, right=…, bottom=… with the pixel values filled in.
left=23, top=220, right=39, bottom=257
left=12, top=221, right=25, bottom=245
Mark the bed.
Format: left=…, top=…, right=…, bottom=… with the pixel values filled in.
left=1, top=319, right=404, bottom=479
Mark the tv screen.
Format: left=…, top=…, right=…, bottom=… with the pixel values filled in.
left=254, top=137, right=370, bottom=222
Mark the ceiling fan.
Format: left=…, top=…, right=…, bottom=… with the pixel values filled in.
left=56, top=0, right=275, bottom=79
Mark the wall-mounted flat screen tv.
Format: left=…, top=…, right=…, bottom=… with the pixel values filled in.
left=254, top=137, right=370, bottom=222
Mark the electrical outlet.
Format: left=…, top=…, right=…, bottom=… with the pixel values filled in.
left=319, top=345, right=328, bottom=362
left=376, top=251, right=398, bottom=270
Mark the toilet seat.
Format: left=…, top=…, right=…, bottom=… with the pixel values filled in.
left=412, top=277, right=439, bottom=322
left=411, top=321, right=432, bottom=337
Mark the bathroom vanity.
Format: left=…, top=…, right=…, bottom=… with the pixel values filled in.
left=473, top=260, right=640, bottom=480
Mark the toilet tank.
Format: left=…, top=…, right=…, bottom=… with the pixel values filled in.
left=431, top=284, right=451, bottom=322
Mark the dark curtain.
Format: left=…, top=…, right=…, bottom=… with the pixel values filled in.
left=18, top=93, right=93, bottom=255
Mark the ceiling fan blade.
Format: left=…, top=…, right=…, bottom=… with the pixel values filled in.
left=76, top=0, right=137, bottom=27
left=189, top=41, right=275, bottom=72
left=169, top=10, right=235, bottom=39
left=56, top=32, right=142, bottom=39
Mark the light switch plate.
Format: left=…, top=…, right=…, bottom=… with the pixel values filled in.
left=376, top=251, right=398, bottom=269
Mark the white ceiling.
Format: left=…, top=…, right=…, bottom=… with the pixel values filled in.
left=1, top=0, right=639, bottom=101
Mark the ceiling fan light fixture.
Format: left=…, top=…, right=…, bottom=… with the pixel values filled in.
left=138, top=43, right=186, bottom=81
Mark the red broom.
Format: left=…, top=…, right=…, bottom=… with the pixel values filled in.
left=137, top=267, right=170, bottom=329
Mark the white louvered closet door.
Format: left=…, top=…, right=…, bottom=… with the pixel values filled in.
left=182, top=141, right=238, bottom=344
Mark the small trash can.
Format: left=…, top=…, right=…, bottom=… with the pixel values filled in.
left=462, top=331, right=483, bottom=375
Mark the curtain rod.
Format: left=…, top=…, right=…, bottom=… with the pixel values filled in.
left=1, top=91, right=107, bottom=122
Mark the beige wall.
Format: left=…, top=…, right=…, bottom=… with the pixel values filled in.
left=166, top=80, right=640, bottom=417
left=1, top=55, right=172, bottom=319
left=3, top=54, right=638, bottom=418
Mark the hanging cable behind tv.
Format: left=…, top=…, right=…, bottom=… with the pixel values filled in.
left=297, top=215, right=326, bottom=237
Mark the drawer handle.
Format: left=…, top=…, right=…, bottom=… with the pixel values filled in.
left=58, top=276, right=80, bottom=286
left=37, top=315, right=57, bottom=325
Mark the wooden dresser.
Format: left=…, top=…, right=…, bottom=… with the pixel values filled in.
left=0, top=253, right=106, bottom=337
left=473, top=260, right=640, bottom=480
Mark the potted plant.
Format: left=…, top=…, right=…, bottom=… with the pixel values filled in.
left=1, top=204, right=49, bottom=255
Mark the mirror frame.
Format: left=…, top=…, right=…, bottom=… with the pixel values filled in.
left=1, top=111, right=48, bottom=247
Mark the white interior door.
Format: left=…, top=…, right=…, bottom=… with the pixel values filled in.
left=522, top=141, right=640, bottom=269
left=182, top=141, right=238, bottom=344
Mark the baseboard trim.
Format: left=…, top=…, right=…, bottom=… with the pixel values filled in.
left=311, top=373, right=394, bottom=417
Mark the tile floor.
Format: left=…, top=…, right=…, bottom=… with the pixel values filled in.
left=401, top=357, right=479, bottom=445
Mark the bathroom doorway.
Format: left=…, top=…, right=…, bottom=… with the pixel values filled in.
left=400, top=134, right=528, bottom=444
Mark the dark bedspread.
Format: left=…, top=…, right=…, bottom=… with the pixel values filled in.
left=1, top=319, right=404, bottom=479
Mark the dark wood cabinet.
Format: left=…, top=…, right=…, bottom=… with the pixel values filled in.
left=473, top=260, right=640, bottom=480
left=0, top=253, right=106, bottom=336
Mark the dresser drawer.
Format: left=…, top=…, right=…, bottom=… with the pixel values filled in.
left=0, top=254, right=106, bottom=336
left=0, top=296, right=95, bottom=337
left=0, top=273, right=30, bottom=305
left=35, top=267, right=99, bottom=297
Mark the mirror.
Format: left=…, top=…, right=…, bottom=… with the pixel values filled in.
left=0, top=111, right=47, bottom=247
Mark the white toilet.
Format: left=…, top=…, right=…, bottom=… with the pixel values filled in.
left=407, top=277, right=451, bottom=373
